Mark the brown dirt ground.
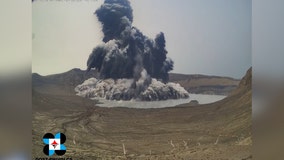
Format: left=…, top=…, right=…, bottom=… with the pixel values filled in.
left=32, top=69, right=251, bottom=160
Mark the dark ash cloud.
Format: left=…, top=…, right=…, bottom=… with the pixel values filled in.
left=79, top=0, right=189, bottom=101
left=87, top=0, right=173, bottom=82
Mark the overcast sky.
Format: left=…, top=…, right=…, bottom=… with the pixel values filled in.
left=32, top=0, right=251, bottom=79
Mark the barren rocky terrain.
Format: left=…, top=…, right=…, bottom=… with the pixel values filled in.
left=32, top=68, right=251, bottom=159
left=33, top=68, right=239, bottom=96
left=169, top=73, right=239, bottom=95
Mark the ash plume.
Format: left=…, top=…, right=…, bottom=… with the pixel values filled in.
left=87, top=0, right=173, bottom=82
left=77, top=0, right=189, bottom=101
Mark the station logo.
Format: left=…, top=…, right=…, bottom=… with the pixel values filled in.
left=42, top=132, right=66, bottom=156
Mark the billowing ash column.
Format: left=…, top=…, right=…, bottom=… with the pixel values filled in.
left=75, top=0, right=189, bottom=101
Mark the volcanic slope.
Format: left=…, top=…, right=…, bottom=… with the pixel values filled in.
left=32, top=68, right=239, bottom=95
left=32, top=68, right=251, bottom=159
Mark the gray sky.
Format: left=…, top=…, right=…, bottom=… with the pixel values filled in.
left=253, top=0, right=284, bottom=79
left=0, top=0, right=31, bottom=76
left=32, top=0, right=251, bottom=79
